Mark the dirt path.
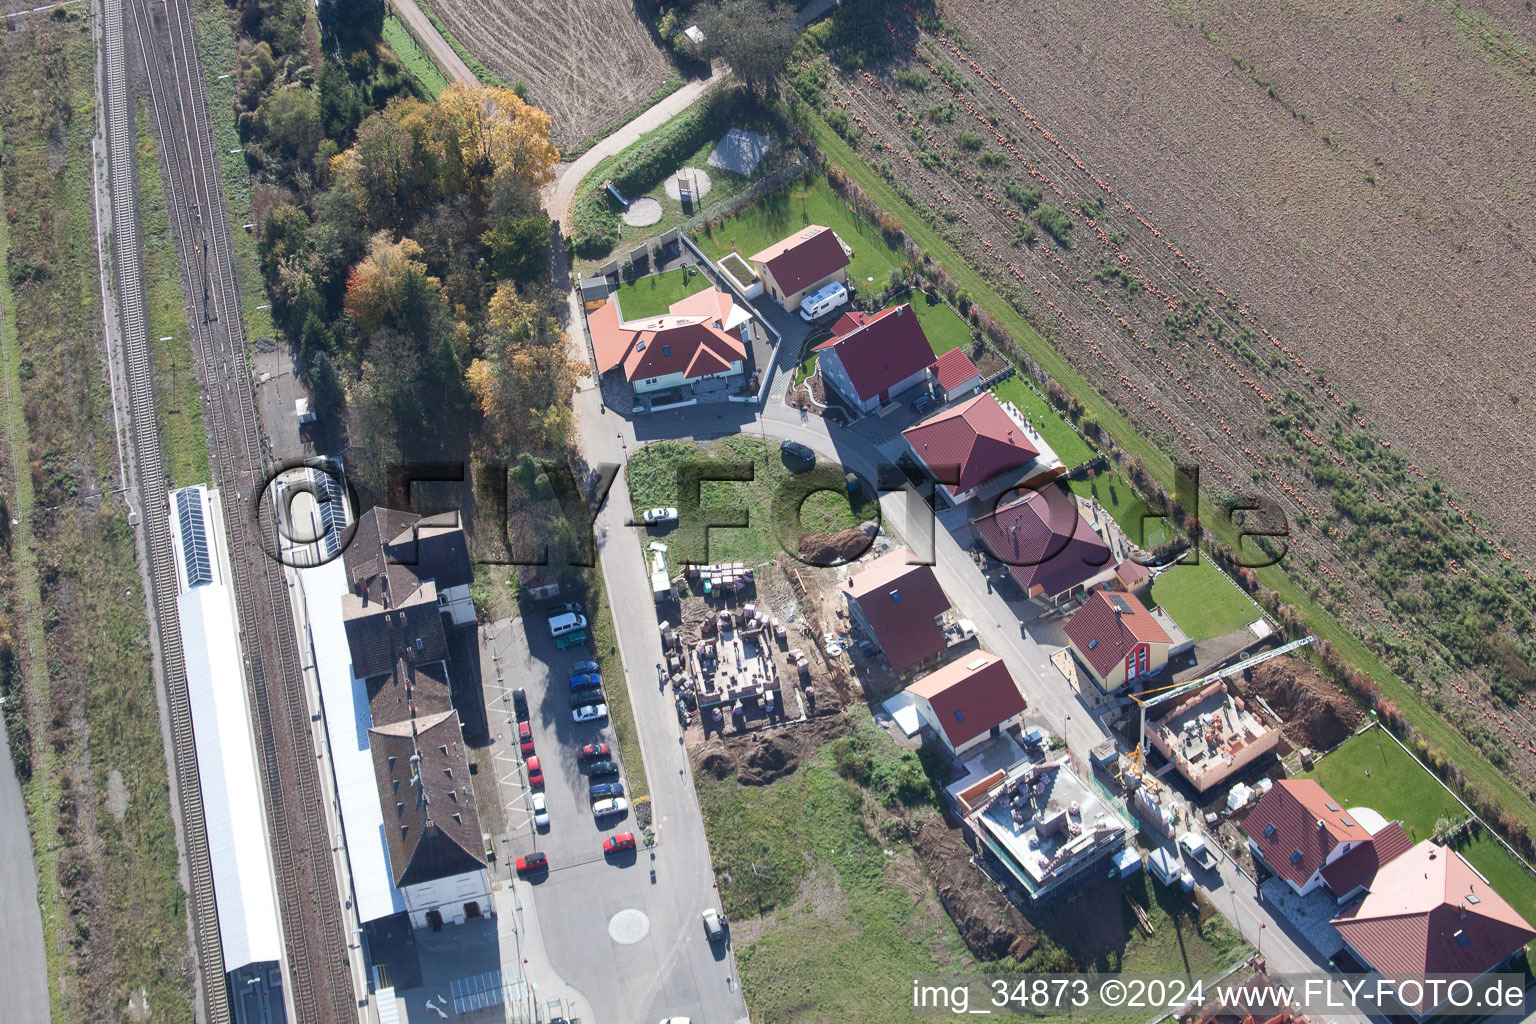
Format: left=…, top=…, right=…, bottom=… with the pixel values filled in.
left=388, top=0, right=475, bottom=85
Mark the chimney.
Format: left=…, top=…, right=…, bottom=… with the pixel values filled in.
left=1317, top=818, right=1326, bottom=831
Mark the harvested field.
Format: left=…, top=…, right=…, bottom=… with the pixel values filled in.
left=1241, top=656, right=1363, bottom=753
left=801, top=0, right=1536, bottom=798
left=427, top=0, right=673, bottom=148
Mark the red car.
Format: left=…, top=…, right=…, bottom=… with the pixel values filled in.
left=515, top=851, right=548, bottom=875
left=603, top=832, right=637, bottom=855
left=578, top=742, right=611, bottom=761
left=519, top=721, right=535, bottom=757
left=526, top=755, right=544, bottom=788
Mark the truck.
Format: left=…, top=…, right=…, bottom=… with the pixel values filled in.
left=1178, top=830, right=1216, bottom=870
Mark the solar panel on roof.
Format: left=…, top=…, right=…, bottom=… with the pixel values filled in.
left=315, top=467, right=347, bottom=558
left=176, top=489, right=213, bottom=588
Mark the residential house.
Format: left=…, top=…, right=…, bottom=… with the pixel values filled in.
left=929, top=347, right=982, bottom=401
left=1332, top=840, right=1535, bottom=1016
left=588, top=287, right=750, bottom=396
left=814, top=304, right=936, bottom=413
left=905, top=652, right=1027, bottom=757
left=1319, top=820, right=1415, bottom=904
left=903, top=392, right=1063, bottom=507
left=843, top=547, right=953, bottom=675
left=1240, top=779, right=1372, bottom=896
left=747, top=225, right=849, bottom=311
left=970, top=486, right=1115, bottom=605
left=1064, top=591, right=1174, bottom=694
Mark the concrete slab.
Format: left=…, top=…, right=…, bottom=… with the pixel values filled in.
left=707, top=128, right=773, bottom=176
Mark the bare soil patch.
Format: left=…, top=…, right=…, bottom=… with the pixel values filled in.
left=1241, top=656, right=1363, bottom=753
left=912, top=819, right=1037, bottom=961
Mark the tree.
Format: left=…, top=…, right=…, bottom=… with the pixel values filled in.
left=426, top=82, right=560, bottom=199
left=258, top=84, right=323, bottom=162
left=482, top=213, right=551, bottom=284
left=342, top=233, right=443, bottom=339
left=468, top=284, right=581, bottom=451
left=317, top=58, right=367, bottom=142
left=329, top=98, right=430, bottom=230
left=348, top=328, right=426, bottom=496
left=699, top=0, right=798, bottom=92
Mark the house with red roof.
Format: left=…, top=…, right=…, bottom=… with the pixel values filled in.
left=930, top=348, right=982, bottom=401
left=1332, top=840, right=1535, bottom=1014
left=748, top=225, right=849, bottom=312
left=814, top=304, right=936, bottom=414
left=587, top=286, right=751, bottom=395
left=843, top=548, right=955, bottom=676
left=970, top=486, right=1115, bottom=606
left=902, top=392, right=1064, bottom=507
left=1320, top=820, right=1416, bottom=904
left=1241, top=779, right=1373, bottom=896
left=1064, top=590, right=1174, bottom=692
left=905, top=652, right=1027, bottom=756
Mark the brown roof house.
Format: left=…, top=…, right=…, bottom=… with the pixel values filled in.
left=1332, top=840, right=1535, bottom=1015
left=1320, top=820, right=1416, bottom=904
left=1241, top=779, right=1373, bottom=896
left=587, top=287, right=751, bottom=396
left=903, top=391, right=1064, bottom=507
left=970, top=485, right=1115, bottom=606
left=813, top=304, right=936, bottom=413
left=929, top=347, right=983, bottom=401
left=905, top=652, right=1027, bottom=757
left=843, top=548, right=956, bottom=676
left=1065, top=591, right=1175, bottom=694
left=748, top=225, right=849, bottom=312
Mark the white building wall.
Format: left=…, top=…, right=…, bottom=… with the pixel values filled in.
left=633, top=360, right=744, bottom=395
left=403, top=868, right=491, bottom=928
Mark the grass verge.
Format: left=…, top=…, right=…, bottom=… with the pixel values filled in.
left=585, top=561, right=650, bottom=802
left=988, top=376, right=1095, bottom=470
left=412, top=0, right=510, bottom=88
left=382, top=15, right=449, bottom=99
left=615, top=267, right=710, bottom=320
left=1150, top=559, right=1261, bottom=642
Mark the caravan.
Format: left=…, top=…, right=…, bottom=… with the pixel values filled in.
left=798, top=281, right=848, bottom=321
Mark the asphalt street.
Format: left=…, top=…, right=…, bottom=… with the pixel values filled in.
left=0, top=715, right=49, bottom=1024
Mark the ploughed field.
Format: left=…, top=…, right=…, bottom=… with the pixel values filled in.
left=804, top=1, right=1536, bottom=788
left=429, top=0, right=672, bottom=148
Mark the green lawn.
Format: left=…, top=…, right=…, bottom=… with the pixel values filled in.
left=696, top=177, right=904, bottom=291
left=1305, top=727, right=1536, bottom=926
left=1070, top=470, right=1171, bottom=549
left=627, top=435, right=879, bottom=567
left=908, top=290, right=972, bottom=356
left=382, top=16, right=448, bottom=99
left=988, top=376, right=1096, bottom=470
left=615, top=267, right=710, bottom=320
left=1150, top=558, right=1261, bottom=641
left=794, top=330, right=833, bottom=386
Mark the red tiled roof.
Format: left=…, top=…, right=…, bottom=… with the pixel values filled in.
left=1320, top=821, right=1415, bottom=898
left=970, top=487, right=1111, bottom=598
left=1241, top=779, right=1373, bottom=889
left=1064, top=591, right=1172, bottom=680
left=813, top=304, right=936, bottom=404
left=748, top=225, right=848, bottom=297
left=903, top=393, right=1039, bottom=496
left=587, top=290, right=746, bottom=383
left=830, top=310, right=869, bottom=337
left=1114, top=558, right=1151, bottom=588
left=1332, top=840, right=1536, bottom=979
left=931, top=348, right=980, bottom=392
left=844, top=548, right=951, bottom=674
left=906, top=652, right=1026, bottom=750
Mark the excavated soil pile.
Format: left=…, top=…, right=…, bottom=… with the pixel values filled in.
left=797, top=528, right=875, bottom=566
left=913, top=821, right=1038, bottom=962
left=1245, top=656, right=1362, bottom=752
left=693, top=714, right=852, bottom=785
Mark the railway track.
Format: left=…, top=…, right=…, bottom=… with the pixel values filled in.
left=108, top=0, right=356, bottom=1018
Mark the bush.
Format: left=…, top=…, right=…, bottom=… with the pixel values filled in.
left=956, top=130, right=983, bottom=151
left=1033, top=204, right=1074, bottom=247
left=894, top=68, right=929, bottom=90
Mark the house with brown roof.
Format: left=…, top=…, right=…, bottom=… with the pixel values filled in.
left=929, top=347, right=982, bottom=401
left=1241, top=779, right=1373, bottom=895
left=587, top=287, right=751, bottom=396
left=1065, top=590, right=1175, bottom=693
left=1332, top=840, right=1535, bottom=1014
left=843, top=548, right=954, bottom=676
left=903, top=392, right=1064, bottom=507
left=905, top=652, right=1027, bottom=757
left=970, top=485, right=1115, bottom=606
left=814, top=303, right=936, bottom=414
left=747, top=225, right=849, bottom=312
left=1320, top=820, right=1415, bottom=904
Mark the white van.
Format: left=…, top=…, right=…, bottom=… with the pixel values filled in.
left=549, top=612, right=587, bottom=638
left=799, top=281, right=848, bottom=321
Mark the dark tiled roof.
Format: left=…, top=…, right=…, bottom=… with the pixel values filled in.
left=343, top=582, right=448, bottom=681
left=903, top=392, right=1040, bottom=496
left=906, top=652, right=1026, bottom=750
left=844, top=548, right=951, bottom=674
left=370, top=710, right=486, bottom=888
left=1064, top=591, right=1172, bottom=680
left=345, top=506, right=473, bottom=607
left=814, top=304, right=936, bottom=403
left=1240, top=779, right=1372, bottom=889
left=748, top=225, right=848, bottom=296
left=1320, top=821, right=1415, bottom=898
left=970, top=486, right=1111, bottom=599
left=368, top=655, right=452, bottom=729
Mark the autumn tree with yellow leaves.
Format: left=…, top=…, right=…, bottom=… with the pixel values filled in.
left=465, top=284, right=583, bottom=452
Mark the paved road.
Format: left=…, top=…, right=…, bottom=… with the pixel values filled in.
left=0, top=717, right=49, bottom=1024
left=387, top=0, right=474, bottom=85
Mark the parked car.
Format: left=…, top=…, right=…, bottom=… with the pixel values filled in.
left=515, top=851, right=548, bottom=876
left=589, top=781, right=625, bottom=800
left=549, top=602, right=584, bottom=617
left=780, top=439, right=815, bottom=466
left=573, top=703, right=608, bottom=724
left=518, top=721, right=535, bottom=757
left=604, top=832, right=637, bottom=855
left=525, top=755, right=544, bottom=788
left=584, top=759, right=619, bottom=777
left=570, top=689, right=606, bottom=708
left=592, top=797, right=629, bottom=817
left=531, top=792, right=549, bottom=829
left=642, top=507, right=679, bottom=525
left=512, top=688, right=529, bottom=721
left=701, top=908, right=727, bottom=941
left=911, top=391, right=939, bottom=415
left=568, top=660, right=599, bottom=677
left=656, top=1018, right=692, bottom=1024
left=569, top=673, right=603, bottom=691
left=578, top=742, right=611, bottom=761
